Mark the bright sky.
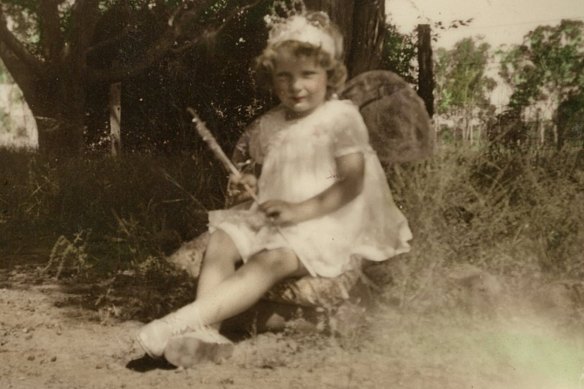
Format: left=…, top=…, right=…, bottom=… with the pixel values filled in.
left=387, top=0, right=584, bottom=49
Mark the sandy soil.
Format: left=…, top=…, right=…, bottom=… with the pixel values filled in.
left=2, top=260, right=584, bottom=389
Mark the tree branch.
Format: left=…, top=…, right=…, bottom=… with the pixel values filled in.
left=88, top=0, right=215, bottom=83
left=39, top=0, right=65, bottom=62
left=68, top=0, right=101, bottom=63
left=0, top=8, right=44, bottom=74
left=87, top=29, right=177, bottom=83
left=85, top=23, right=133, bottom=58
left=170, top=0, right=262, bottom=55
left=0, top=41, right=39, bottom=107
left=88, top=0, right=262, bottom=83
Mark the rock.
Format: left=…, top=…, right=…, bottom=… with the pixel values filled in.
left=284, top=317, right=318, bottom=334
left=264, top=313, right=287, bottom=331
left=264, top=270, right=362, bottom=307
left=166, top=233, right=209, bottom=279
left=166, top=234, right=367, bottom=309
left=166, top=231, right=376, bottom=338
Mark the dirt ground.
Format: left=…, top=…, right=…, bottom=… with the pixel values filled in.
left=2, top=259, right=584, bottom=389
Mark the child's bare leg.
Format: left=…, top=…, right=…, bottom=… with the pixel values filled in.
left=195, top=247, right=307, bottom=326
left=163, top=249, right=303, bottom=367
left=196, top=230, right=241, bottom=300
left=137, top=230, right=239, bottom=357
left=138, top=247, right=306, bottom=359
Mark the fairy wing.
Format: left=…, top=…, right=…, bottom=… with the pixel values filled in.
left=340, top=70, right=434, bottom=164
left=233, top=70, right=434, bottom=166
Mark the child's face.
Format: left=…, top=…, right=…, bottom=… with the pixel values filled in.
left=272, top=51, right=328, bottom=119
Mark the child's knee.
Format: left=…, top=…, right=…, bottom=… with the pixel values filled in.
left=207, top=230, right=234, bottom=252
left=249, top=248, right=302, bottom=278
left=204, top=230, right=240, bottom=263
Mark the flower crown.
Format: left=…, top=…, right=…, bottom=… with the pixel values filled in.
left=264, top=1, right=342, bottom=59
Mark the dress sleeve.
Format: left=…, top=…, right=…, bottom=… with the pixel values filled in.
left=248, top=118, right=264, bottom=165
left=231, top=118, right=263, bottom=175
left=331, top=102, right=369, bottom=158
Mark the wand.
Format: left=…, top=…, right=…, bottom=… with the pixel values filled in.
left=188, top=107, right=292, bottom=248
left=187, top=107, right=259, bottom=203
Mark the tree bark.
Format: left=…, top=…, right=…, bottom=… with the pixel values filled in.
left=347, top=0, right=385, bottom=76
left=30, top=73, right=87, bottom=157
left=304, top=0, right=385, bottom=76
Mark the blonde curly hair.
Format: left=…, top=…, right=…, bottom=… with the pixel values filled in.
left=255, top=12, right=347, bottom=97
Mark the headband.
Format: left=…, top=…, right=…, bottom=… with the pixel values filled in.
left=264, top=12, right=340, bottom=58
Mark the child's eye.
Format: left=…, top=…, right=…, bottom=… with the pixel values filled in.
left=275, top=73, right=291, bottom=81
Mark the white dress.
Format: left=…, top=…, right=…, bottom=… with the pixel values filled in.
left=209, top=99, right=412, bottom=278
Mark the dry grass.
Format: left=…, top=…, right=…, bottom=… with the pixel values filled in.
left=349, top=143, right=584, bottom=388
left=1, top=143, right=583, bottom=387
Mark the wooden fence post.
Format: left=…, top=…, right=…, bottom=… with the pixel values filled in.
left=109, top=82, right=122, bottom=156
left=417, top=24, right=434, bottom=118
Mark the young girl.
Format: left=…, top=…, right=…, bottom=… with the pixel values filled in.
left=137, top=10, right=412, bottom=367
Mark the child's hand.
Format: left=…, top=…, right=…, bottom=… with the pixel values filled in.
left=227, top=173, right=258, bottom=204
left=259, top=200, right=301, bottom=226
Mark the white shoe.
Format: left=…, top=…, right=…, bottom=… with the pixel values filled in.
left=136, top=318, right=176, bottom=358
left=136, top=304, right=204, bottom=358
left=164, top=328, right=233, bottom=368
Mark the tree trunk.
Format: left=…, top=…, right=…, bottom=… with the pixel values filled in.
left=0, top=0, right=97, bottom=157
left=0, top=0, right=230, bottom=156
left=35, top=110, right=85, bottom=158
left=347, top=0, right=385, bottom=76
left=2, top=63, right=86, bottom=157
left=304, top=0, right=385, bottom=76
left=22, top=70, right=87, bottom=158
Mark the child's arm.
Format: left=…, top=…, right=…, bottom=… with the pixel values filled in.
left=260, top=152, right=364, bottom=225
left=226, top=121, right=263, bottom=206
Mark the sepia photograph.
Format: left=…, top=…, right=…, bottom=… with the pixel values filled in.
left=1, top=0, right=583, bottom=387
